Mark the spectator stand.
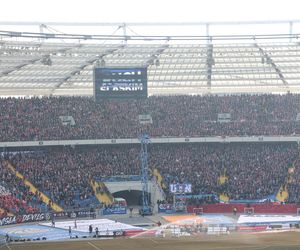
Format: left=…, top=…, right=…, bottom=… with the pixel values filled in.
left=2, top=142, right=300, bottom=215
left=0, top=164, right=43, bottom=216
left=5, top=161, right=63, bottom=212
left=1, top=94, right=300, bottom=142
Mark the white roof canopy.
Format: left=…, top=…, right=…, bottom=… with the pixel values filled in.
left=1, top=21, right=300, bottom=96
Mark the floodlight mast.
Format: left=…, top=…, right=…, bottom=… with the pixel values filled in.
left=139, top=133, right=152, bottom=215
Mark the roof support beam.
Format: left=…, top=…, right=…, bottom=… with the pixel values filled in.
left=1, top=20, right=300, bottom=26
left=0, top=58, right=41, bottom=76
left=0, top=45, right=78, bottom=78
left=205, top=43, right=214, bottom=87
left=50, top=47, right=121, bottom=94
left=146, top=45, right=169, bottom=66
left=254, top=43, right=288, bottom=87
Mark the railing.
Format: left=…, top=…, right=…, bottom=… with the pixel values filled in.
left=99, top=175, right=141, bottom=182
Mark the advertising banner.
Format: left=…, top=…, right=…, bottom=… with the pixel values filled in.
left=0, top=213, right=49, bottom=226
left=102, top=206, right=127, bottom=215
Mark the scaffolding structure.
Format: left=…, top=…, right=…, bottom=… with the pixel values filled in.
left=139, top=134, right=152, bottom=215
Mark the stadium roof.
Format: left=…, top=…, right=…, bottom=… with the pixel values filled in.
left=1, top=21, right=300, bottom=96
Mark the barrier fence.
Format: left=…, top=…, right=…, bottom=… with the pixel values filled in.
left=0, top=235, right=6, bottom=246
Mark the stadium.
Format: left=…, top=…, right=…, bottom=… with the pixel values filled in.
left=1, top=4, right=300, bottom=249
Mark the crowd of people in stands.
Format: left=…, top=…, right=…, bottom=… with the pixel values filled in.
left=8, top=151, right=97, bottom=209
left=0, top=162, right=41, bottom=218
left=152, top=143, right=299, bottom=201
left=1, top=143, right=298, bottom=211
left=7, top=147, right=139, bottom=209
left=1, top=94, right=300, bottom=214
left=1, top=94, right=300, bottom=141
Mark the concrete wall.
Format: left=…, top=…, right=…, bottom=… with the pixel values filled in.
left=105, top=180, right=164, bottom=212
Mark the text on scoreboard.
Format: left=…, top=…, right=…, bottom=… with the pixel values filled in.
left=94, top=67, right=147, bottom=100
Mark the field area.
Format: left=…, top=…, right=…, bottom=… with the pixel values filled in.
left=6, top=231, right=300, bottom=250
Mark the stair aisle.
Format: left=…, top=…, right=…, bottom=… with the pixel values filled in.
left=90, top=180, right=113, bottom=205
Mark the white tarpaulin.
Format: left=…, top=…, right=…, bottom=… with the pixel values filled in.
left=238, top=215, right=300, bottom=225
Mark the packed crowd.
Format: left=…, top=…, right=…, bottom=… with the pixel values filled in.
left=2, top=143, right=299, bottom=211
left=0, top=162, right=42, bottom=218
left=219, top=144, right=298, bottom=200
left=8, top=151, right=98, bottom=209
left=1, top=94, right=300, bottom=141
left=152, top=143, right=299, bottom=201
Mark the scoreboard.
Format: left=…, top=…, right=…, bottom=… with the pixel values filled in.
left=93, top=67, right=148, bottom=101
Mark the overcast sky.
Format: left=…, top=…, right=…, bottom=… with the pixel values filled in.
left=1, top=0, right=300, bottom=37
left=1, top=0, right=299, bottom=22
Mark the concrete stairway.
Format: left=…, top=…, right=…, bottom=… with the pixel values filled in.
left=218, top=169, right=229, bottom=202
left=276, top=165, right=295, bottom=202
left=152, top=168, right=166, bottom=189
left=90, top=180, right=113, bottom=205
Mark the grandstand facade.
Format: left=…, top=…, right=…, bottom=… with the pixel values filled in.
left=1, top=21, right=300, bottom=220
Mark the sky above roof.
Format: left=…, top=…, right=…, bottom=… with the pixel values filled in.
left=1, top=0, right=300, bottom=23
left=1, top=0, right=300, bottom=38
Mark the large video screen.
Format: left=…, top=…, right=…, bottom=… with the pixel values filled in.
left=169, top=183, right=192, bottom=194
left=94, top=67, right=147, bottom=101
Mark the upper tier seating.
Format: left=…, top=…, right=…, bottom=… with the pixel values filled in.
left=1, top=94, right=300, bottom=141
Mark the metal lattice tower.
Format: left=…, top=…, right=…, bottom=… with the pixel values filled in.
left=139, top=134, right=151, bottom=213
